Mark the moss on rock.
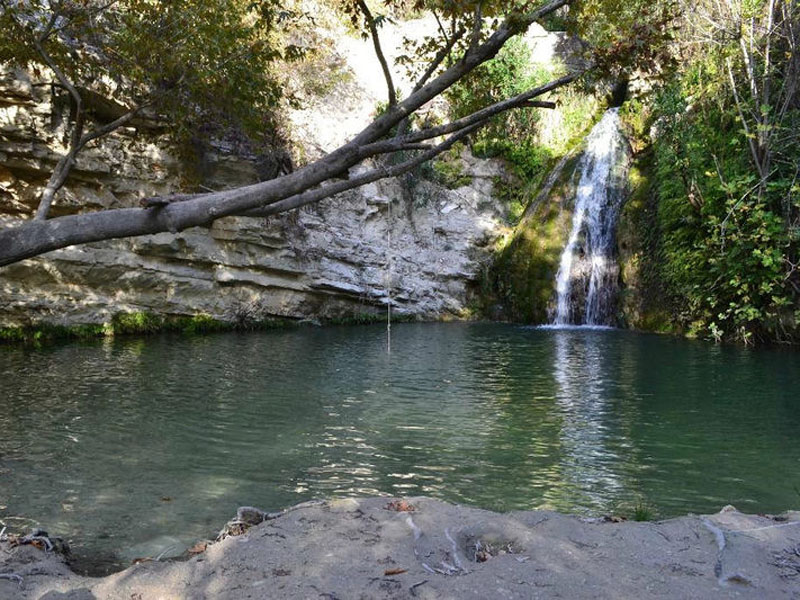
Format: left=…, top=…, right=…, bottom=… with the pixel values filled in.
left=488, top=155, right=579, bottom=323
left=616, top=149, right=675, bottom=333
left=0, top=312, right=297, bottom=346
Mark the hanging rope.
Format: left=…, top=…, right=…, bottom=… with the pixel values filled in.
left=386, top=196, right=392, bottom=354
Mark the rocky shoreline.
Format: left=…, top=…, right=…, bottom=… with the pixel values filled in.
left=2, top=497, right=799, bottom=599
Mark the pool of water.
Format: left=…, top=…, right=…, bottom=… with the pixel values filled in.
left=1, top=322, right=798, bottom=573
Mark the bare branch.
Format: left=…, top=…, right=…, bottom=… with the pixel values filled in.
left=432, top=9, right=450, bottom=47
left=0, top=0, right=577, bottom=266
left=357, top=0, right=397, bottom=106
left=31, top=32, right=86, bottom=220
left=76, top=104, right=148, bottom=151
left=239, top=124, right=483, bottom=219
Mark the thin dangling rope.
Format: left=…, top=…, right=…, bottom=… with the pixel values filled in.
left=386, top=197, right=392, bottom=354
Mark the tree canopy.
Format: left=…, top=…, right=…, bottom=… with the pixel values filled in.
left=0, top=0, right=676, bottom=267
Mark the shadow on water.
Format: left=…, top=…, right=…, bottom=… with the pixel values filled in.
left=1, top=322, right=798, bottom=573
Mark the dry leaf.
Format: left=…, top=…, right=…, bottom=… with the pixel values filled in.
left=188, top=541, right=208, bottom=555
left=384, top=568, right=408, bottom=576
left=386, top=500, right=415, bottom=512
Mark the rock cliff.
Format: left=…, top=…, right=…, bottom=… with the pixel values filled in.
left=0, top=18, right=511, bottom=328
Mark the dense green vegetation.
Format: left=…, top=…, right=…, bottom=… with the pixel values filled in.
left=0, top=0, right=312, bottom=158
left=644, top=0, right=799, bottom=344
left=476, top=0, right=799, bottom=345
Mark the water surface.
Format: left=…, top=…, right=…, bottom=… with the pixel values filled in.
left=1, top=323, right=798, bottom=572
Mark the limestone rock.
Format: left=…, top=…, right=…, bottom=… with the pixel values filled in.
left=0, top=17, right=516, bottom=328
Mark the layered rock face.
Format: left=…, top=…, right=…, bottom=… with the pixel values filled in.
left=0, top=29, right=508, bottom=327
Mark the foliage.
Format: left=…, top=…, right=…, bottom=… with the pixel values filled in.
left=425, top=144, right=473, bottom=189
left=0, top=0, right=312, bottom=152
left=631, top=498, right=655, bottom=521
left=446, top=38, right=556, bottom=180
left=649, top=0, right=800, bottom=344
left=566, top=0, right=679, bottom=78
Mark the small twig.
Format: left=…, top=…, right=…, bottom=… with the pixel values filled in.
left=409, top=579, right=428, bottom=597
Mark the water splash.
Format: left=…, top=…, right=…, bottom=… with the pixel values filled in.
left=552, top=109, right=630, bottom=326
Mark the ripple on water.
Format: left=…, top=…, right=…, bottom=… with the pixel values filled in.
left=1, top=322, right=799, bottom=573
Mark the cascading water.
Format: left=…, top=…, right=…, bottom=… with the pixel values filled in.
left=551, top=108, right=630, bottom=327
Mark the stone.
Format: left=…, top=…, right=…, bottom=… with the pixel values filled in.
left=236, top=506, right=266, bottom=525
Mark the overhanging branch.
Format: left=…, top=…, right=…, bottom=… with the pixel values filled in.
left=0, top=0, right=576, bottom=267
left=238, top=123, right=483, bottom=218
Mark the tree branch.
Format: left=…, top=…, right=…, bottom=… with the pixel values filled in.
left=76, top=104, right=148, bottom=151
left=31, top=31, right=86, bottom=220
left=145, top=76, right=568, bottom=214
left=726, top=57, right=766, bottom=179
left=372, top=71, right=581, bottom=153
left=357, top=0, right=397, bottom=107
left=238, top=123, right=483, bottom=218
left=0, top=0, right=576, bottom=266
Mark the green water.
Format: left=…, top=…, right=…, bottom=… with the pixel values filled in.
left=1, top=322, right=798, bottom=573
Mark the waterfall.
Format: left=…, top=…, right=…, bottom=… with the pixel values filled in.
left=551, top=108, right=630, bottom=327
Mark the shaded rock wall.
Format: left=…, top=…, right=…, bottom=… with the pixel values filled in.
left=616, top=149, right=675, bottom=332
left=489, top=154, right=578, bottom=323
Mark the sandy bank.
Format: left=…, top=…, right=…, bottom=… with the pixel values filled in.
left=2, top=497, right=799, bottom=599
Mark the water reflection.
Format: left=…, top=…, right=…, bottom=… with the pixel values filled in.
left=1, top=323, right=798, bottom=574
left=549, top=330, right=623, bottom=511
